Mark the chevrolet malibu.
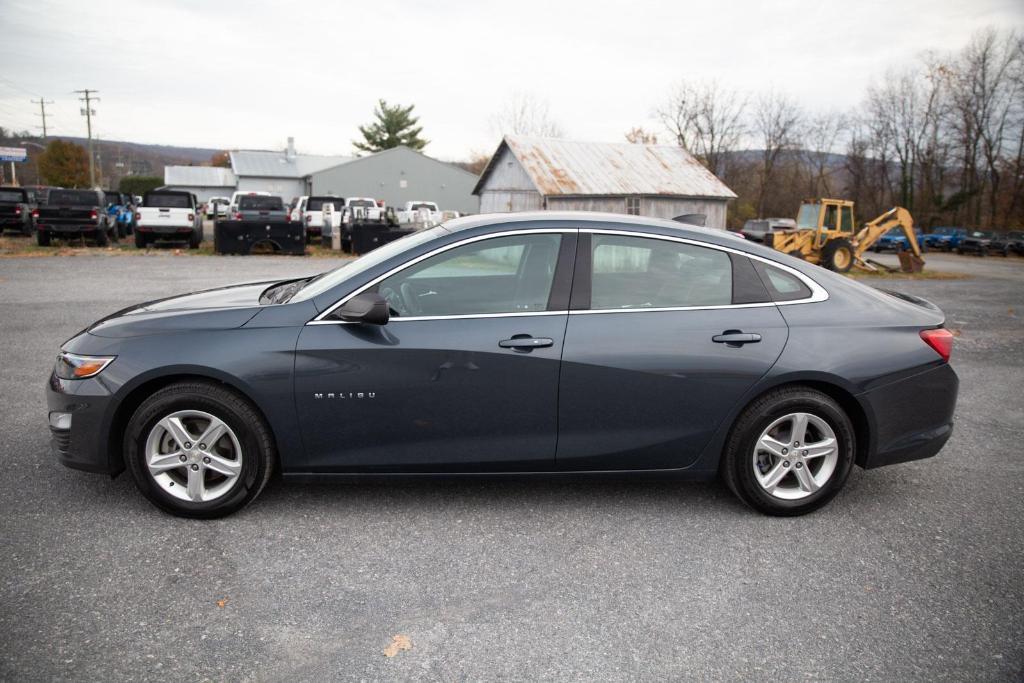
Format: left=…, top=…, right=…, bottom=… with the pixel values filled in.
left=46, top=212, right=959, bottom=518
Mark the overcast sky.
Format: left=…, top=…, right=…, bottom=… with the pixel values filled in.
left=1, top=0, right=1021, bottom=161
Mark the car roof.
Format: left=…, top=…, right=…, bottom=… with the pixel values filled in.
left=441, top=210, right=738, bottom=241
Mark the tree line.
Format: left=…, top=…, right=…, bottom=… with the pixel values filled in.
left=645, top=27, right=1023, bottom=230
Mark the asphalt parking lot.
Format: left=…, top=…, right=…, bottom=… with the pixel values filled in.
left=1, top=250, right=1022, bottom=681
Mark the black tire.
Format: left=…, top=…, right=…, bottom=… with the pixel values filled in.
left=821, top=238, right=854, bottom=273
left=124, top=381, right=276, bottom=519
left=134, top=231, right=148, bottom=249
left=188, top=229, right=201, bottom=249
left=36, top=230, right=50, bottom=246
left=720, top=386, right=855, bottom=516
left=94, top=226, right=109, bottom=247
left=117, top=222, right=127, bottom=239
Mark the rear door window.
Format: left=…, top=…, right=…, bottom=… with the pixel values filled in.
left=588, top=234, right=732, bottom=310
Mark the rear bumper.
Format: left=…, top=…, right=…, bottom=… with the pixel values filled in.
left=860, top=363, right=959, bottom=469
left=137, top=225, right=195, bottom=235
left=37, top=223, right=101, bottom=233
left=45, top=371, right=119, bottom=475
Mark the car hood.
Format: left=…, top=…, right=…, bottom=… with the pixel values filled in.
left=87, top=282, right=271, bottom=338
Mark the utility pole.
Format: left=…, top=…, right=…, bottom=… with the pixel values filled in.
left=75, top=89, right=100, bottom=187
left=31, top=98, right=54, bottom=138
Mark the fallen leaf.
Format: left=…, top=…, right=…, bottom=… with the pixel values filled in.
left=383, top=634, right=412, bottom=657
left=216, top=598, right=228, bottom=608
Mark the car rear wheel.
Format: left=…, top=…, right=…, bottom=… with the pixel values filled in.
left=134, top=231, right=148, bottom=248
left=36, top=230, right=50, bottom=246
left=721, top=387, right=855, bottom=516
left=124, top=381, right=275, bottom=518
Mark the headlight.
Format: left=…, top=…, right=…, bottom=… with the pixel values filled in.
left=55, top=352, right=115, bottom=380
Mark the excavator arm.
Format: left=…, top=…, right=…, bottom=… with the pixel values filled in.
left=853, top=206, right=925, bottom=272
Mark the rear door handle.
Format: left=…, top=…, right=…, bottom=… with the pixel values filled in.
left=712, top=331, right=762, bottom=346
left=499, top=336, right=554, bottom=350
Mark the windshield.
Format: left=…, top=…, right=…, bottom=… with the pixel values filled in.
left=348, top=199, right=376, bottom=208
left=291, top=226, right=446, bottom=303
left=239, top=196, right=284, bottom=210
left=410, top=203, right=437, bottom=211
left=796, top=203, right=819, bottom=229
left=0, top=190, right=26, bottom=202
left=103, top=192, right=122, bottom=205
left=307, top=197, right=341, bottom=211
left=145, top=193, right=191, bottom=208
left=49, top=189, right=99, bottom=205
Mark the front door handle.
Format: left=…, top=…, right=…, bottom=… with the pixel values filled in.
left=712, top=331, right=762, bottom=346
left=499, top=336, right=554, bottom=350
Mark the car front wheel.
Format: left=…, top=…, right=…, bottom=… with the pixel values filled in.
left=721, top=387, right=855, bottom=516
left=124, top=381, right=275, bottom=518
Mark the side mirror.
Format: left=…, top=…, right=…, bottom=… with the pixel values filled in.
left=331, top=292, right=389, bottom=325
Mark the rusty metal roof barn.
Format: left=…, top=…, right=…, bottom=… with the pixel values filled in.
left=474, top=136, right=737, bottom=199
left=473, top=136, right=737, bottom=228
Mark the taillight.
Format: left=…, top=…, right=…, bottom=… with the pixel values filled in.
left=233, top=212, right=242, bottom=220
left=135, top=212, right=141, bottom=220
left=285, top=214, right=291, bottom=223
left=920, top=328, right=953, bottom=362
left=14, top=207, right=21, bottom=215
left=305, top=214, right=312, bottom=223
left=32, top=209, right=39, bottom=218
left=187, top=213, right=194, bottom=222
left=90, top=209, right=98, bottom=220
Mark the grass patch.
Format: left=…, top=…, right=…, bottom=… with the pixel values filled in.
left=847, top=269, right=970, bottom=280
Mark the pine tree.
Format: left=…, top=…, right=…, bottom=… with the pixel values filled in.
left=354, top=100, right=428, bottom=153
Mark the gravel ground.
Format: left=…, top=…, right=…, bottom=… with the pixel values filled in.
left=0, top=249, right=1022, bottom=681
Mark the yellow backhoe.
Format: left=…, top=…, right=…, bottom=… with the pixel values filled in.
left=764, top=199, right=925, bottom=273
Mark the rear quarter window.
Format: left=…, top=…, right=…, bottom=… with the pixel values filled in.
left=753, top=261, right=813, bottom=302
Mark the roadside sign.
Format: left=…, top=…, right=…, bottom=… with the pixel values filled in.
left=0, top=147, right=28, bottom=163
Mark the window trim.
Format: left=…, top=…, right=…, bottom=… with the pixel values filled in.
left=568, top=229, right=827, bottom=315
left=309, top=228, right=573, bottom=324
left=307, top=226, right=828, bottom=325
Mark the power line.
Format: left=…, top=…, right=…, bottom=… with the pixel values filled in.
left=31, top=98, right=54, bottom=137
left=74, top=89, right=99, bottom=187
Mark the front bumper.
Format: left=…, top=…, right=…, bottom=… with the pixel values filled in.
left=45, top=370, right=119, bottom=475
left=860, top=363, right=959, bottom=469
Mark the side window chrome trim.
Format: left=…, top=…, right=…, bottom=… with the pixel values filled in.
left=310, top=228, right=573, bottom=324
left=580, top=228, right=829, bottom=306
left=309, top=310, right=569, bottom=325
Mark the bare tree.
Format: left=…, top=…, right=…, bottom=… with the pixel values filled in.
left=657, top=81, right=746, bottom=178
left=753, top=89, right=803, bottom=217
left=624, top=127, right=658, bottom=144
left=490, top=93, right=565, bottom=138
left=801, top=110, right=847, bottom=197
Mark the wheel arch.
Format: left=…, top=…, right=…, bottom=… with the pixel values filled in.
left=704, top=375, right=874, bottom=472
left=105, top=368, right=281, bottom=476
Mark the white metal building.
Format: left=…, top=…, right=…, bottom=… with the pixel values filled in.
left=474, top=136, right=736, bottom=228
left=310, top=146, right=479, bottom=214
left=162, top=166, right=236, bottom=203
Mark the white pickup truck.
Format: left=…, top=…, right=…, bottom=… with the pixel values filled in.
left=343, top=197, right=384, bottom=222
left=134, top=190, right=202, bottom=248
left=302, top=195, right=344, bottom=242
left=396, top=200, right=443, bottom=227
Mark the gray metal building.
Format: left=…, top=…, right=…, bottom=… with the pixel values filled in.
left=162, top=166, right=236, bottom=203
left=230, top=138, right=350, bottom=203
left=474, top=136, right=736, bottom=228
left=310, top=146, right=479, bottom=214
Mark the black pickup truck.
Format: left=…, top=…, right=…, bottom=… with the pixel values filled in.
left=34, top=189, right=116, bottom=246
left=0, top=187, right=33, bottom=235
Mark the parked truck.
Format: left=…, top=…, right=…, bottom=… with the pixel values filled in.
left=134, top=190, right=202, bottom=248
left=33, top=188, right=116, bottom=246
left=395, top=200, right=442, bottom=227
left=0, top=187, right=33, bottom=236
left=302, top=195, right=343, bottom=243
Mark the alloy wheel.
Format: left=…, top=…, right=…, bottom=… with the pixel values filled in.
left=145, top=410, right=243, bottom=503
left=752, top=412, right=839, bottom=500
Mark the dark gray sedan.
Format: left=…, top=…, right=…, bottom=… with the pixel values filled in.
left=45, top=212, right=958, bottom=518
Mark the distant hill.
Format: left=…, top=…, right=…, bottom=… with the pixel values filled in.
left=51, top=136, right=221, bottom=165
